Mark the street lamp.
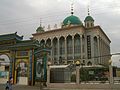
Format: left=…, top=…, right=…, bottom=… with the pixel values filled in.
left=47, top=61, right=51, bottom=85
left=76, top=60, right=80, bottom=66
left=75, top=60, right=80, bottom=84
left=47, top=61, right=51, bottom=66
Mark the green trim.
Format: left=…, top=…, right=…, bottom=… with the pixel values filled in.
left=63, top=15, right=83, bottom=26
left=0, top=32, right=23, bottom=41
left=36, top=26, right=44, bottom=33
left=84, top=15, right=94, bottom=22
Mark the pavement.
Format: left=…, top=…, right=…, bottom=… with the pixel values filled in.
left=0, top=84, right=49, bottom=90
left=0, top=84, right=120, bottom=90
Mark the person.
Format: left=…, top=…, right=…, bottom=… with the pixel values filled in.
left=9, top=77, right=13, bottom=90
left=5, top=81, right=9, bottom=90
left=9, top=82, right=12, bottom=90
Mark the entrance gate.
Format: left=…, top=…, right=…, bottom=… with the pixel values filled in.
left=0, top=32, right=37, bottom=85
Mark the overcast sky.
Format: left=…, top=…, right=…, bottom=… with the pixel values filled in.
left=0, top=0, right=120, bottom=65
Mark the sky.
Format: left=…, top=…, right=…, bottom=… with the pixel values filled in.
left=0, top=0, right=120, bottom=66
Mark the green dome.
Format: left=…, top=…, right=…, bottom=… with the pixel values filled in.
left=84, top=15, right=94, bottom=22
left=36, top=26, right=44, bottom=33
left=63, top=15, right=83, bottom=26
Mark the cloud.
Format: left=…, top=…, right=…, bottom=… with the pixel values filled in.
left=0, top=0, right=120, bottom=56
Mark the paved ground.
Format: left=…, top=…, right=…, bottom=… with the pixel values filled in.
left=0, top=84, right=48, bottom=90
left=0, top=84, right=120, bottom=90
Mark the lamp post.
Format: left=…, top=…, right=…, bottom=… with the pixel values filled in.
left=47, top=61, right=51, bottom=85
left=109, top=59, right=113, bottom=84
left=75, top=60, right=80, bottom=84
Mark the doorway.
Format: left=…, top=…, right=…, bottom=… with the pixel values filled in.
left=0, top=54, right=10, bottom=84
left=16, top=61, right=28, bottom=85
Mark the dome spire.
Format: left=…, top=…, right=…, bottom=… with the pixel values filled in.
left=40, top=18, right=42, bottom=27
left=71, top=2, right=74, bottom=15
left=36, top=18, right=45, bottom=33
left=88, top=5, right=90, bottom=16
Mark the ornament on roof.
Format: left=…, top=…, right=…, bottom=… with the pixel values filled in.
left=54, top=24, right=57, bottom=29
left=47, top=25, right=51, bottom=30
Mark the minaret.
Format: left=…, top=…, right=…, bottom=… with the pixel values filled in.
left=84, top=5, right=94, bottom=28
left=36, top=19, right=45, bottom=33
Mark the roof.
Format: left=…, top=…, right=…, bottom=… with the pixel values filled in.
left=9, top=40, right=38, bottom=50
left=0, top=32, right=23, bottom=41
left=86, top=26, right=111, bottom=43
left=32, top=25, right=85, bottom=36
left=84, top=15, right=94, bottom=22
left=63, top=15, right=83, bottom=26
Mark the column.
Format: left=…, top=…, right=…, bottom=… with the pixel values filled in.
left=65, top=37, right=67, bottom=64
left=72, top=36, right=74, bottom=60
left=76, top=65, right=80, bottom=84
left=109, top=60, right=113, bottom=84
left=80, top=35, right=83, bottom=60
left=51, top=39, right=53, bottom=64
left=58, top=38, right=60, bottom=64
left=97, top=36, right=100, bottom=64
left=100, top=38, right=102, bottom=64
left=47, top=65, right=50, bottom=85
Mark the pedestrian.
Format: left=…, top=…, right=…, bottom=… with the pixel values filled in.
left=9, top=82, right=12, bottom=90
left=5, top=81, right=9, bottom=90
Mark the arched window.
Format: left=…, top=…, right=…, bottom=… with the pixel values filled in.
left=53, top=38, right=58, bottom=56
left=59, top=37, right=65, bottom=56
left=67, top=35, right=73, bottom=60
left=87, top=61, right=92, bottom=66
left=46, top=38, right=51, bottom=47
left=40, top=39, right=45, bottom=47
left=94, top=37, right=98, bottom=64
left=74, top=34, right=80, bottom=59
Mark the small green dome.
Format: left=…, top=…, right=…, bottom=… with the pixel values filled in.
left=36, top=26, right=44, bottom=33
left=84, top=15, right=94, bottom=22
left=63, top=15, right=83, bottom=26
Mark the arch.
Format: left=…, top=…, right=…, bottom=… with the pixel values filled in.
left=46, top=38, right=51, bottom=47
left=53, top=37, right=58, bottom=56
left=67, top=35, right=72, bottom=60
left=87, top=61, right=92, bottom=66
left=0, top=53, right=11, bottom=61
left=40, top=39, right=45, bottom=47
left=59, top=36, right=65, bottom=57
left=74, top=34, right=80, bottom=59
left=0, top=54, right=10, bottom=63
left=0, top=54, right=10, bottom=83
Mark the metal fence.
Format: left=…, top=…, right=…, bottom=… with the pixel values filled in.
left=49, top=64, right=120, bottom=84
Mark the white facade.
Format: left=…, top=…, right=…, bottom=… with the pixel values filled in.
left=32, top=15, right=111, bottom=66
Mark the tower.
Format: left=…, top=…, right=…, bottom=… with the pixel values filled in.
left=84, top=6, right=94, bottom=28
left=36, top=19, right=45, bottom=33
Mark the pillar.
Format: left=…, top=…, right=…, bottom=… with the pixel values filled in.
left=65, top=37, right=67, bottom=64
left=76, top=65, right=80, bottom=84
left=47, top=65, right=50, bottom=85
left=97, top=36, right=100, bottom=64
left=109, top=61, right=113, bottom=84
left=58, top=38, right=60, bottom=64
left=80, top=35, right=83, bottom=60
left=51, top=39, right=53, bottom=64
left=72, top=36, right=74, bottom=60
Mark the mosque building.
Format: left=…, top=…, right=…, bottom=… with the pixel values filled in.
left=0, top=4, right=111, bottom=86
left=32, top=6, right=111, bottom=66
